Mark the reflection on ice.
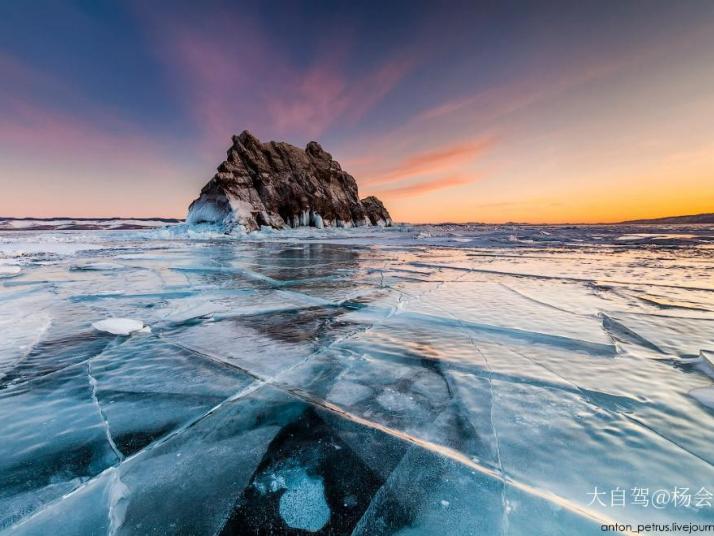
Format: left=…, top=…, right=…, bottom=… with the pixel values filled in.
left=0, top=222, right=713, bottom=534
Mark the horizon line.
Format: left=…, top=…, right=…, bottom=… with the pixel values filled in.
left=1, top=211, right=712, bottom=226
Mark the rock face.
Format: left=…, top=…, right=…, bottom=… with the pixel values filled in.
left=187, top=131, right=392, bottom=232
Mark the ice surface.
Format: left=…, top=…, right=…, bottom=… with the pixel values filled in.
left=690, top=387, right=714, bottom=409
left=1, top=221, right=713, bottom=534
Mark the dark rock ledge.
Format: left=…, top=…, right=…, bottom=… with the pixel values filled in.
left=187, top=130, right=392, bottom=232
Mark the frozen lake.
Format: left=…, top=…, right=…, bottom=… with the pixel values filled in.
left=1, top=222, right=713, bottom=534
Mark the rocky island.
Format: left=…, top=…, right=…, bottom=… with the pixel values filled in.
left=187, top=130, right=392, bottom=232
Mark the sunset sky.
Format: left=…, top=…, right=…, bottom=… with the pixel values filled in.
left=1, top=0, right=712, bottom=223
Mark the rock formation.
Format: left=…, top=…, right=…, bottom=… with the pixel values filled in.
left=187, top=131, right=392, bottom=232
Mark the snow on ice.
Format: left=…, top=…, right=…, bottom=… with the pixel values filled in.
left=92, top=319, right=150, bottom=336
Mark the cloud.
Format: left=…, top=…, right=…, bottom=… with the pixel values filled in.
left=264, top=55, right=413, bottom=138
left=334, top=43, right=633, bottom=197
left=375, top=175, right=475, bottom=197
left=338, top=37, right=647, bottom=173
left=147, top=11, right=415, bottom=148
left=361, top=138, right=492, bottom=185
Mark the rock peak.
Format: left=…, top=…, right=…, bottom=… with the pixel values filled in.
left=305, top=140, right=333, bottom=163
left=232, top=130, right=260, bottom=147
left=187, top=133, right=392, bottom=232
left=305, top=140, right=323, bottom=153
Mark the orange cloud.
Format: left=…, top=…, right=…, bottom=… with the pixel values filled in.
left=375, top=175, right=475, bottom=197
left=363, top=138, right=491, bottom=184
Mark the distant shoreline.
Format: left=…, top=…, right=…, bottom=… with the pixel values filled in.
left=617, top=213, right=714, bottom=224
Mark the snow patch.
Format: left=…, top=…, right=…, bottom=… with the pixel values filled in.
left=278, top=469, right=330, bottom=532
left=253, top=465, right=330, bottom=532
left=108, top=470, right=130, bottom=535
left=0, top=265, right=21, bottom=277
left=376, top=388, right=419, bottom=413
left=92, top=318, right=150, bottom=336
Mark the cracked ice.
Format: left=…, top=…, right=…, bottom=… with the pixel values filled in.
left=0, top=222, right=713, bottom=535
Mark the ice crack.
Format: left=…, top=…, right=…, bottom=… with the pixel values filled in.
left=87, top=360, right=123, bottom=462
